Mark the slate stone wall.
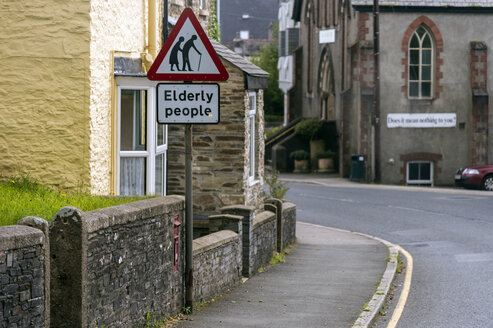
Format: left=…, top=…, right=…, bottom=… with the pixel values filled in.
left=0, top=226, right=46, bottom=328
left=49, top=196, right=185, bottom=328
left=193, top=230, right=242, bottom=303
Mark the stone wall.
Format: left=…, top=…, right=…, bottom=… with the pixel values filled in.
left=49, top=196, right=185, bottom=327
left=0, top=197, right=296, bottom=327
left=193, top=230, right=242, bottom=303
left=0, top=226, right=46, bottom=328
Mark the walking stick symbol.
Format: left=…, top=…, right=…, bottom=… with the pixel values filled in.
left=197, top=53, right=202, bottom=71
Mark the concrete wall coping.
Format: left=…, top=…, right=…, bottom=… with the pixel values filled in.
left=0, top=225, right=44, bottom=250
left=220, top=205, right=255, bottom=212
left=282, top=201, right=296, bottom=211
left=253, top=211, right=276, bottom=229
left=193, top=230, right=238, bottom=256
left=83, top=195, right=185, bottom=233
left=208, top=214, right=243, bottom=221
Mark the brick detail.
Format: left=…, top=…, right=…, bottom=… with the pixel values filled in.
left=470, top=42, right=488, bottom=90
left=401, top=16, right=444, bottom=99
left=470, top=42, right=489, bottom=165
left=399, top=152, right=442, bottom=185
left=358, top=13, right=370, bottom=41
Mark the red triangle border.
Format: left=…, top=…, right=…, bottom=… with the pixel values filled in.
left=147, top=8, right=229, bottom=81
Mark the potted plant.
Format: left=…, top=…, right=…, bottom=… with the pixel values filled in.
left=316, top=150, right=336, bottom=173
left=294, top=119, right=324, bottom=170
left=289, top=150, right=310, bottom=173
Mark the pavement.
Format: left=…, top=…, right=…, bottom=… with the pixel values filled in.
left=175, top=172, right=400, bottom=328
left=173, top=173, right=492, bottom=328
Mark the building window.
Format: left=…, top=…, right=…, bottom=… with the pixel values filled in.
left=118, top=87, right=167, bottom=196
left=239, top=30, right=250, bottom=39
left=408, top=26, right=434, bottom=99
left=248, top=92, right=258, bottom=184
left=407, top=161, right=433, bottom=185
left=199, top=0, right=207, bottom=10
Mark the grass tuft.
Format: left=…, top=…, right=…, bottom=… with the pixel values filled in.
left=0, top=177, right=152, bottom=226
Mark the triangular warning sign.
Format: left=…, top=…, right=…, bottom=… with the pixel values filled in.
left=147, top=8, right=229, bottom=81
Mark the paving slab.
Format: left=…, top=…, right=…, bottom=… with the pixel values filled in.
left=175, top=222, right=388, bottom=328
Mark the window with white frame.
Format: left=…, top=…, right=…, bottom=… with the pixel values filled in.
left=409, top=26, right=434, bottom=99
left=248, top=92, right=257, bottom=184
left=118, top=86, right=167, bottom=196
left=407, top=161, right=433, bottom=185
left=199, top=0, right=207, bottom=10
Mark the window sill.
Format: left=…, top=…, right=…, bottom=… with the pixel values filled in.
left=248, top=178, right=260, bottom=187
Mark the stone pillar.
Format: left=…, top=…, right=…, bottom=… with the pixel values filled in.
left=265, top=199, right=283, bottom=252
left=18, top=217, right=50, bottom=328
left=470, top=42, right=489, bottom=165
left=220, top=205, right=255, bottom=277
left=49, top=207, right=85, bottom=328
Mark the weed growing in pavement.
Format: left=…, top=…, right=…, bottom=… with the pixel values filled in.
left=269, top=251, right=285, bottom=265
left=143, top=312, right=169, bottom=328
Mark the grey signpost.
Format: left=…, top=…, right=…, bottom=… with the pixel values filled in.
left=147, top=8, right=229, bottom=313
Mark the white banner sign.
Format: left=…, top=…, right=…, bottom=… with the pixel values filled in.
left=387, top=113, right=456, bottom=128
left=157, top=83, right=220, bottom=124
left=319, top=29, right=335, bottom=44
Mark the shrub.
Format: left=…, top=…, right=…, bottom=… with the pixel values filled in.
left=294, top=118, right=323, bottom=140
left=316, top=150, right=336, bottom=159
left=289, top=150, right=310, bottom=161
left=265, top=170, right=289, bottom=200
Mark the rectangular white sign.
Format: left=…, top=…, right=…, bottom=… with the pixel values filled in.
left=387, top=113, right=456, bottom=128
left=319, top=29, right=335, bottom=44
left=157, top=83, right=220, bottom=124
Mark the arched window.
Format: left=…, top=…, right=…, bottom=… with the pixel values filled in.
left=408, top=26, right=434, bottom=98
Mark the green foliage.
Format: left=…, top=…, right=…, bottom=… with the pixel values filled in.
left=265, top=170, right=289, bottom=200
left=0, top=177, right=152, bottom=226
left=250, top=24, right=283, bottom=117
left=264, top=114, right=284, bottom=122
left=269, top=251, right=286, bottom=265
left=289, top=150, right=310, bottom=161
left=208, top=0, right=220, bottom=41
left=294, top=118, right=324, bottom=140
left=315, top=150, right=336, bottom=159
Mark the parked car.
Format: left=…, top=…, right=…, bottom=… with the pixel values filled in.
left=455, top=165, right=493, bottom=191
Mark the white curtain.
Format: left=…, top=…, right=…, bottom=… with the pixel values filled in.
left=120, top=157, right=145, bottom=196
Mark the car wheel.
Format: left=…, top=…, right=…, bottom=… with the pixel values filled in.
left=481, top=175, right=493, bottom=191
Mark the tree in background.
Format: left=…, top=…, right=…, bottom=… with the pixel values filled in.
left=208, top=0, right=220, bottom=42
left=250, top=22, right=283, bottom=121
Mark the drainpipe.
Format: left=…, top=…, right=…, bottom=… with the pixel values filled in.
left=148, top=0, right=158, bottom=59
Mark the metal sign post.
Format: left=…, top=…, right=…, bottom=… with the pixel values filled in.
left=148, top=8, right=229, bottom=314
left=184, top=123, right=193, bottom=311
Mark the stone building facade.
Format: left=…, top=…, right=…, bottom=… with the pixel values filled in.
left=287, top=0, right=493, bottom=186
left=167, top=41, right=268, bottom=215
left=346, top=1, right=493, bottom=185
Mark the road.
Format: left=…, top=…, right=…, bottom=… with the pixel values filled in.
left=285, top=183, right=493, bottom=328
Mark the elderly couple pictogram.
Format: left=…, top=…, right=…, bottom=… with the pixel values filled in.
left=170, top=35, right=202, bottom=72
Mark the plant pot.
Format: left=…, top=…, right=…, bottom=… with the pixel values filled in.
left=318, top=158, right=334, bottom=173
left=310, top=139, right=325, bottom=170
left=293, top=159, right=309, bottom=173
